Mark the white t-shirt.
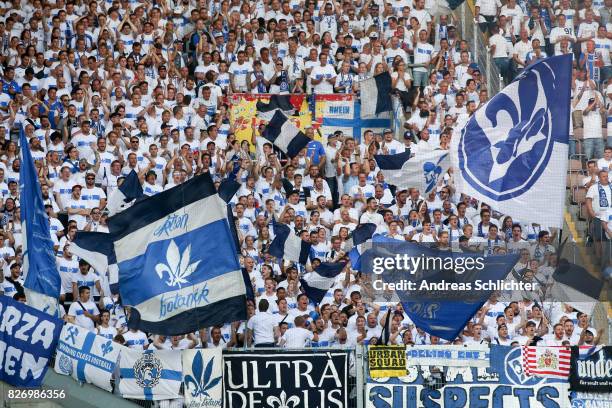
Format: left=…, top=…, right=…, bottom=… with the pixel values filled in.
left=587, top=182, right=612, bottom=220
left=246, top=312, right=277, bottom=344
left=281, top=327, right=314, bottom=348
left=310, top=64, right=337, bottom=93
left=68, top=300, right=99, bottom=332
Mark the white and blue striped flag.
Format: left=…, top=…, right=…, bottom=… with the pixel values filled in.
left=375, top=149, right=450, bottom=194
left=69, top=231, right=120, bottom=294
left=109, top=172, right=247, bottom=335
left=360, top=71, right=393, bottom=118
left=54, top=323, right=124, bottom=392
left=261, top=110, right=311, bottom=158
left=348, top=223, right=377, bottom=270
left=106, top=170, right=143, bottom=216
left=119, top=349, right=182, bottom=401
left=268, top=223, right=311, bottom=265
left=300, top=262, right=347, bottom=304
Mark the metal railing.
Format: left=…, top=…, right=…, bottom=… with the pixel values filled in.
left=453, top=1, right=503, bottom=96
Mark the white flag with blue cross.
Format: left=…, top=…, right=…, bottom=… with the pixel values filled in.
left=54, top=323, right=123, bottom=392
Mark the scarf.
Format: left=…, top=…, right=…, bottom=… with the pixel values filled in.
left=598, top=182, right=611, bottom=207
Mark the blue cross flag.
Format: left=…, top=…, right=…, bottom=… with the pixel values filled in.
left=119, top=349, right=182, bottom=400
left=54, top=323, right=124, bottom=392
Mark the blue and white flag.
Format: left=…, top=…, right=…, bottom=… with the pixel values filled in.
left=70, top=231, right=119, bottom=294
left=19, top=126, right=61, bottom=315
left=452, top=55, right=572, bottom=227
left=268, top=223, right=311, bottom=265
left=300, top=262, right=347, bottom=304
left=361, top=240, right=519, bottom=341
left=375, top=149, right=450, bottom=194
left=70, top=231, right=114, bottom=273
left=256, top=94, right=295, bottom=121
left=109, top=172, right=247, bottom=335
left=0, top=296, right=62, bottom=387
left=107, top=170, right=144, bottom=216
left=182, top=348, right=223, bottom=408
left=261, top=110, right=310, bottom=158
left=348, top=223, right=377, bottom=270
left=54, top=323, right=123, bottom=392
left=119, top=349, right=182, bottom=401
left=360, top=71, right=393, bottom=118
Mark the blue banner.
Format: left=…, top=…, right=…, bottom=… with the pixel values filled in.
left=0, top=297, right=62, bottom=387
left=19, top=126, right=61, bottom=301
left=361, top=240, right=519, bottom=341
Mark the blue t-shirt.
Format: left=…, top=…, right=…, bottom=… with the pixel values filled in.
left=306, top=140, right=325, bottom=165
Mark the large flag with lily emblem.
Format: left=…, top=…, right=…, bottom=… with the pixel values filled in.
left=108, top=172, right=247, bottom=335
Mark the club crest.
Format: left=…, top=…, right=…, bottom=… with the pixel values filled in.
left=133, top=352, right=163, bottom=389
left=458, top=61, right=566, bottom=201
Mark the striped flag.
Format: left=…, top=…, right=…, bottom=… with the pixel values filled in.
left=522, top=346, right=571, bottom=379
left=268, top=223, right=311, bottom=265
left=375, top=149, right=450, bottom=194
left=360, top=71, right=393, bottom=118
left=261, top=110, right=310, bottom=158
left=119, top=349, right=182, bottom=400
left=109, top=172, right=247, bottom=335
left=300, top=262, right=346, bottom=304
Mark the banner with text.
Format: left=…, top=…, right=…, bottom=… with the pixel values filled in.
left=405, top=345, right=490, bottom=368
left=183, top=348, right=223, bottom=408
left=223, top=349, right=349, bottom=408
left=0, top=296, right=62, bottom=387
left=54, top=323, right=123, bottom=392
left=369, top=346, right=407, bottom=378
left=314, top=94, right=391, bottom=142
left=569, top=346, right=612, bottom=392
left=366, top=345, right=568, bottom=408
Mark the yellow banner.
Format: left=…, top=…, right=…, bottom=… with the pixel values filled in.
left=228, top=94, right=313, bottom=152
left=368, top=345, right=407, bottom=378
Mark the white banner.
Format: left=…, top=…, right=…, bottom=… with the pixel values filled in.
left=405, top=345, right=490, bottom=367
left=182, top=348, right=223, bottom=408
left=54, top=323, right=123, bottom=392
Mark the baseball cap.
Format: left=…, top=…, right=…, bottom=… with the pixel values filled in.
left=383, top=128, right=392, bottom=134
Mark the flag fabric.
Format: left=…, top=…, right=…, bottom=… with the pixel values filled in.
left=109, top=172, right=247, bottom=335
left=360, top=71, right=393, bottom=118
left=256, top=94, right=295, bottom=121
left=550, top=259, right=603, bottom=316
left=19, top=125, right=61, bottom=315
left=452, top=55, right=572, bottom=228
left=348, top=223, right=378, bottom=270
left=54, top=323, right=123, bottom=392
left=378, top=309, right=392, bottom=345
left=360, top=240, right=519, bottom=341
left=70, top=231, right=114, bottom=273
left=107, top=170, right=144, bottom=216
left=268, top=223, right=311, bottom=265
left=300, top=262, right=346, bottom=303
left=70, top=231, right=120, bottom=294
left=375, top=149, right=450, bottom=194
left=261, top=110, right=310, bottom=158
left=119, top=349, right=182, bottom=400
left=314, top=94, right=390, bottom=141
left=522, top=346, right=571, bottom=379
left=182, top=348, right=223, bottom=408
left=569, top=345, right=611, bottom=392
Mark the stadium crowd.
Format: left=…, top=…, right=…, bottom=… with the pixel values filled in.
left=0, top=0, right=609, bottom=358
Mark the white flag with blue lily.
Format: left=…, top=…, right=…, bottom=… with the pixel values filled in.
left=452, top=55, right=572, bottom=227
left=109, top=172, right=247, bottom=335
left=182, top=348, right=223, bottom=408
left=54, top=323, right=124, bottom=392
